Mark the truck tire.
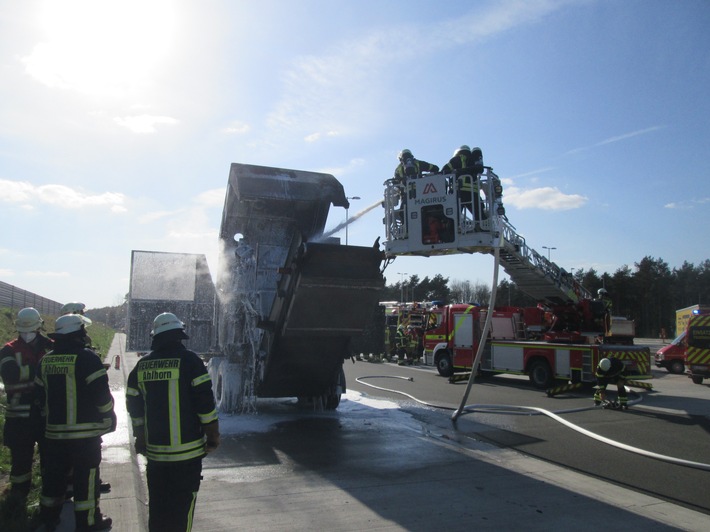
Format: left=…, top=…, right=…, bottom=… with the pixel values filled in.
left=528, top=359, right=553, bottom=389
left=669, top=360, right=685, bottom=374
left=691, top=375, right=704, bottom=385
left=436, top=352, right=453, bottom=377
left=324, top=367, right=345, bottom=410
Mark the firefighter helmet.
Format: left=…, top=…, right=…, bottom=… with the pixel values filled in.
left=597, top=288, right=608, bottom=297
left=598, top=358, right=611, bottom=372
left=398, top=149, right=413, bottom=161
left=15, top=307, right=43, bottom=332
left=52, top=314, right=91, bottom=336
left=61, top=301, right=86, bottom=315
left=151, top=312, right=185, bottom=336
left=454, top=145, right=471, bottom=156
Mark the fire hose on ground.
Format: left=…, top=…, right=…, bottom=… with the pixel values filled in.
left=357, top=245, right=710, bottom=473
left=354, top=374, right=710, bottom=472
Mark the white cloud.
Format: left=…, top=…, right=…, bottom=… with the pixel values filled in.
left=305, top=130, right=340, bottom=143
left=318, top=158, right=366, bottom=177
left=267, top=1, right=569, bottom=138
left=137, top=210, right=180, bottom=224
left=504, top=185, right=587, bottom=210
left=0, top=268, right=13, bottom=276
left=664, top=197, right=709, bottom=210
left=222, top=121, right=250, bottom=134
left=25, top=271, right=70, bottom=278
left=114, top=114, right=179, bottom=134
left=0, top=179, right=127, bottom=211
left=195, top=188, right=226, bottom=208
left=564, top=126, right=665, bottom=156
left=22, top=0, right=176, bottom=98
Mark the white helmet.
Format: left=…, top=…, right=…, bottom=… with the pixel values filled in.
left=52, top=314, right=92, bottom=335
left=151, top=312, right=185, bottom=336
left=61, top=302, right=86, bottom=315
left=597, top=288, right=608, bottom=297
left=454, top=144, right=471, bottom=156
left=398, top=148, right=413, bottom=161
left=598, top=358, right=611, bottom=372
left=16, top=307, right=43, bottom=332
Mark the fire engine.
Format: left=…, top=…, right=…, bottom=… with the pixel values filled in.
left=381, top=158, right=652, bottom=391
left=685, top=309, right=710, bottom=384
left=422, top=303, right=651, bottom=389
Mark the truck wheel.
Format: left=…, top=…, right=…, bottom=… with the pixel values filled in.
left=436, top=352, right=453, bottom=377
left=669, top=360, right=685, bottom=374
left=528, top=359, right=553, bottom=389
left=324, top=367, right=346, bottom=410
left=691, top=375, right=704, bottom=385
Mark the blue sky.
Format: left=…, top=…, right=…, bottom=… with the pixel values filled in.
left=1, top=0, right=709, bottom=308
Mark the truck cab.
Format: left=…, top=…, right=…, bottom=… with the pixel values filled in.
left=654, top=331, right=686, bottom=374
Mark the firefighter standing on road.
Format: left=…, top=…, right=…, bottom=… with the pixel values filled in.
left=126, top=312, right=220, bottom=532
left=59, top=300, right=112, bottom=498
left=35, top=314, right=115, bottom=531
left=0, top=308, right=53, bottom=503
left=594, top=357, right=628, bottom=409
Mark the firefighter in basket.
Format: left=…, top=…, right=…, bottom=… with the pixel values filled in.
left=594, top=357, right=628, bottom=410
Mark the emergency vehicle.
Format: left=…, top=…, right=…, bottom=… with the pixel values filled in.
left=423, top=303, right=651, bottom=388
left=685, top=309, right=710, bottom=385
left=654, top=308, right=710, bottom=382
left=383, top=302, right=430, bottom=360
left=381, top=155, right=651, bottom=391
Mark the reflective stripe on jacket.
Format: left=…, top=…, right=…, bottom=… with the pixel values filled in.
left=126, top=341, right=218, bottom=463
left=35, top=340, right=115, bottom=440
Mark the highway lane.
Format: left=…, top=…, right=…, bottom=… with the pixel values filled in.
left=344, top=355, right=710, bottom=515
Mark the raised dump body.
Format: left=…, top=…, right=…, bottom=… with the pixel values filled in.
left=210, top=163, right=384, bottom=412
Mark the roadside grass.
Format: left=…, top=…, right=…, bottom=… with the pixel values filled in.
left=0, top=307, right=116, bottom=531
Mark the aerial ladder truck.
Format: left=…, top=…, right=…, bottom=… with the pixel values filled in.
left=382, top=164, right=652, bottom=394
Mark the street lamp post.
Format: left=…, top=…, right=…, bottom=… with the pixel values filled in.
left=397, top=272, right=408, bottom=303
left=542, top=246, right=557, bottom=262
left=345, top=196, right=361, bottom=245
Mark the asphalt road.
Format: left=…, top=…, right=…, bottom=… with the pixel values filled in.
left=344, top=347, right=710, bottom=515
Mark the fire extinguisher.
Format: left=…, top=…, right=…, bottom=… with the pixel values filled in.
left=114, top=355, right=121, bottom=370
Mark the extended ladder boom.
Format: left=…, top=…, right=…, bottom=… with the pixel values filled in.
left=382, top=168, right=591, bottom=306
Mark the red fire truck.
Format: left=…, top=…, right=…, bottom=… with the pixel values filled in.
left=423, top=303, right=652, bottom=389
left=381, top=159, right=652, bottom=391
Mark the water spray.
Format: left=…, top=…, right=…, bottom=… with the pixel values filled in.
left=320, top=200, right=383, bottom=242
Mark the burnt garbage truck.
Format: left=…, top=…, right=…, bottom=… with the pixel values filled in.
left=208, top=163, right=385, bottom=411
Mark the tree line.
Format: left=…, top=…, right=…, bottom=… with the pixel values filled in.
left=381, top=256, right=710, bottom=338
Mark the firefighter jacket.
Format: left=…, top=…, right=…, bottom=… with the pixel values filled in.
left=0, top=334, right=53, bottom=419
left=595, top=357, right=626, bottom=380
left=34, top=336, right=115, bottom=440
left=441, top=149, right=484, bottom=184
left=126, top=338, right=218, bottom=463
left=394, top=159, right=439, bottom=183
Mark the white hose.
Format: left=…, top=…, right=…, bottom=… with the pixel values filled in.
left=355, top=375, right=710, bottom=472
